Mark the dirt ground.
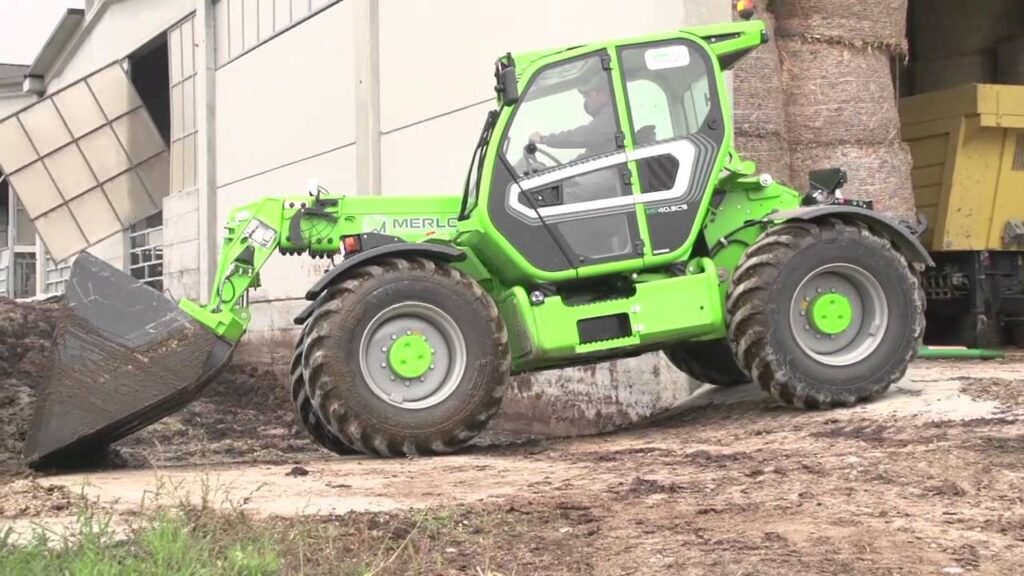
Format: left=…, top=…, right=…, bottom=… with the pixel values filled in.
left=3, top=298, right=1024, bottom=574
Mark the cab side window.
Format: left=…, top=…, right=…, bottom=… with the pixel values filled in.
left=504, top=56, right=618, bottom=175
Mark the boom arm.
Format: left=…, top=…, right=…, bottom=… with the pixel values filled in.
left=180, top=197, right=295, bottom=343
left=178, top=193, right=466, bottom=343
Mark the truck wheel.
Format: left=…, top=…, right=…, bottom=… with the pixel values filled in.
left=663, top=340, right=750, bottom=387
left=727, top=218, right=925, bottom=409
left=302, top=257, right=510, bottom=457
left=290, top=329, right=354, bottom=455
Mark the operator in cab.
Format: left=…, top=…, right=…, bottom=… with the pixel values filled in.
left=528, top=74, right=616, bottom=160
left=527, top=73, right=619, bottom=204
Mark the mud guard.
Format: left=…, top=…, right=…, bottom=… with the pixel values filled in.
left=24, top=253, right=235, bottom=467
left=294, top=241, right=466, bottom=325
left=771, top=206, right=935, bottom=267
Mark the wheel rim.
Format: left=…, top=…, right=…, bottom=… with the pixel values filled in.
left=358, top=302, right=466, bottom=409
left=788, top=264, right=888, bottom=367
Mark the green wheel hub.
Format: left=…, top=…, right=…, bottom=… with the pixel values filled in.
left=809, top=293, right=854, bottom=335
left=388, top=334, right=434, bottom=379
left=788, top=263, right=888, bottom=367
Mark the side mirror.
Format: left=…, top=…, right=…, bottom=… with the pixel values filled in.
left=494, top=53, right=519, bottom=106
left=500, top=67, right=519, bottom=105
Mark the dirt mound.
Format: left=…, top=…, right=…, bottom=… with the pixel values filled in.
left=0, top=298, right=60, bottom=386
left=113, top=363, right=319, bottom=468
left=0, top=298, right=60, bottom=473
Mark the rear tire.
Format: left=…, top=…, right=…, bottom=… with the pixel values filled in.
left=663, top=340, right=750, bottom=387
left=290, top=329, right=354, bottom=455
left=302, top=257, right=510, bottom=457
left=727, top=218, right=925, bottom=409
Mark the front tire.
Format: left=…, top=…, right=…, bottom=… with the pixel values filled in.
left=302, top=257, right=510, bottom=457
left=727, top=218, right=925, bottom=409
left=290, top=328, right=355, bottom=455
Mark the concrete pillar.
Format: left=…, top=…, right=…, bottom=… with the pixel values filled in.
left=196, top=1, right=218, bottom=300
left=355, top=0, right=382, bottom=196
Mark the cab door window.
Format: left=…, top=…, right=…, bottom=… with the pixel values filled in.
left=489, top=53, right=642, bottom=271
left=619, top=40, right=724, bottom=257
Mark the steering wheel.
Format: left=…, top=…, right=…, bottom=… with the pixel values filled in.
left=523, top=142, right=564, bottom=174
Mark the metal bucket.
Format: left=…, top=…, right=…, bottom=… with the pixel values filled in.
left=23, top=252, right=233, bottom=467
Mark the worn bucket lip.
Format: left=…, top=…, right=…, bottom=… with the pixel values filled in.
left=24, top=338, right=235, bottom=468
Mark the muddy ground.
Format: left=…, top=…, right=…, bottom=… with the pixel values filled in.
left=3, top=297, right=1024, bottom=574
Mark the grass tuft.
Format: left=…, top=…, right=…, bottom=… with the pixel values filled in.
left=0, top=500, right=281, bottom=576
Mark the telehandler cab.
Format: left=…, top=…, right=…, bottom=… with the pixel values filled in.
left=25, top=17, right=931, bottom=466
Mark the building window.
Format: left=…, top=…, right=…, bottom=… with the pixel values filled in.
left=43, top=252, right=73, bottom=295
left=129, top=212, right=164, bottom=291
left=13, top=197, right=35, bottom=247
left=0, top=178, right=9, bottom=251
left=169, top=17, right=198, bottom=196
left=13, top=251, right=37, bottom=299
left=215, top=0, right=341, bottom=66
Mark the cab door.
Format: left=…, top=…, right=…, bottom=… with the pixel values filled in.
left=487, top=51, right=644, bottom=277
left=618, top=40, right=726, bottom=260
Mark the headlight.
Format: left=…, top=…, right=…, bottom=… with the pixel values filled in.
left=244, top=218, right=278, bottom=249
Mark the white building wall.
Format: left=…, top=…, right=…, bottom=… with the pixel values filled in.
left=46, top=0, right=197, bottom=93
left=214, top=0, right=358, bottom=309
left=377, top=0, right=692, bottom=197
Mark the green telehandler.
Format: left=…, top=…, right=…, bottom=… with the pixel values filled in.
left=24, top=16, right=932, bottom=466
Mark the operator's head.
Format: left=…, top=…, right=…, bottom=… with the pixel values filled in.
left=579, top=74, right=611, bottom=118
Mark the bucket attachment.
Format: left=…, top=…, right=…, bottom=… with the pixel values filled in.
left=24, top=252, right=234, bottom=467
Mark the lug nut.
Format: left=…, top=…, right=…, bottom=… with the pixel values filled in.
left=391, top=334, right=397, bottom=340
left=430, top=364, right=435, bottom=370
left=380, top=362, right=387, bottom=368
left=381, top=346, right=388, bottom=353
left=406, top=330, right=412, bottom=336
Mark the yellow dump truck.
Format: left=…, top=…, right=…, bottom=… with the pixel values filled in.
left=901, top=84, right=1024, bottom=346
